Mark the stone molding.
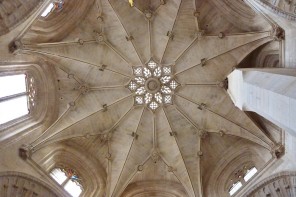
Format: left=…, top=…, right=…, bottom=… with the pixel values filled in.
left=255, top=0, right=296, bottom=21
left=0, top=171, right=59, bottom=197
left=244, top=171, right=296, bottom=196
left=0, top=61, right=58, bottom=148
left=121, top=181, right=188, bottom=197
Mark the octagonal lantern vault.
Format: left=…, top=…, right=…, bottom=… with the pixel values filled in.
left=128, top=60, right=179, bottom=111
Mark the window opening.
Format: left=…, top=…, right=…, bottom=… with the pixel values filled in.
left=41, top=0, right=64, bottom=17
left=243, top=167, right=257, bottom=182
left=229, top=181, right=242, bottom=196
left=228, top=166, right=258, bottom=196
left=0, top=74, right=35, bottom=125
left=50, top=167, right=83, bottom=197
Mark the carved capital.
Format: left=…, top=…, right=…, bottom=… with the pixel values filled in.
left=271, top=26, right=285, bottom=41
left=219, top=78, right=228, bottom=90
left=272, top=144, right=285, bottom=159
left=19, top=145, right=33, bottom=160
left=9, top=40, right=23, bottom=54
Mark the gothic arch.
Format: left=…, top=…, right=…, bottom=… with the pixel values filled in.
left=0, top=171, right=59, bottom=197
left=33, top=143, right=106, bottom=197
left=245, top=171, right=296, bottom=196
left=0, top=61, right=58, bottom=147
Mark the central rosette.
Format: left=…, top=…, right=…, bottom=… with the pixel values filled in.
left=128, top=60, right=179, bottom=110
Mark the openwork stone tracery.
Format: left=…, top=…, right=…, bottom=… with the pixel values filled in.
left=128, top=60, right=179, bottom=110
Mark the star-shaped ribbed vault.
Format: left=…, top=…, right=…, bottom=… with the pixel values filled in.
left=128, top=60, right=179, bottom=110
left=18, top=0, right=280, bottom=196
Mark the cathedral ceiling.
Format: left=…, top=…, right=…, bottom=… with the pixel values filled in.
left=9, top=0, right=285, bottom=196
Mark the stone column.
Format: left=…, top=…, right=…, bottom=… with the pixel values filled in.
left=228, top=68, right=296, bottom=136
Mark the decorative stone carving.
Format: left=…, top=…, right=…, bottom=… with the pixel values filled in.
left=94, top=31, right=105, bottom=43
left=137, top=165, right=144, bottom=171
left=271, top=26, right=285, bottom=41
left=219, top=130, right=225, bottom=137
left=128, top=60, right=179, bottom=111
left=100, top=133, right=111, bottom=143
left=151, top=151, right=160, bottom=163
left=245, top=171, right=296, bottom=197
left=160, top=0, right=166, bottom=5
left=200, top=58, right=207, bottom=67
left=168, top=166, right=175, bottom=172
left=78, top=84, right=89, bottom=95
left=105, top=153, right=112, bottom=160
left=8, top=40, right=22, bottom=54
left=271, top=144, right=285, bottom=159
left=219, top=78, right=228, bottom=90
left=194, top=11, right=200, bottom=18
left=197, top=30, right=205, bottom=39
left=97, top=16, right=104, bottom=22
left=144, top=10, right=153, bottom=19
left=99, top=64, right=107, bottom=71
left=68, top=101, right=76, bottom=110
left=19, top=144, right=33, bottom=160
left=199, top=130, right=209, bottom=139
left=67, top=73, right=75, bottom=79
left=218, top=32, right=225, bottom=39
left=125, top=35, right=134, bottom=41
left=102, top=104, right=108, bottom=112
left=78, top=38, right=84, bottom=45
left=253, top=0, right=296, bottom=21
left=0, top=172, right=59, bottom=197
left=166, top=31, right=174, bottom=40
left=131, top=132, right=139, bottom=139
left=197, top=103, right=206, bottom=110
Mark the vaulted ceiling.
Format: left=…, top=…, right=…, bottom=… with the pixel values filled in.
left=8, top=0, right=285, bottom=196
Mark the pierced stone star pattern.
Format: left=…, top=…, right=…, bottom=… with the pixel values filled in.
left=128, top=60, right=179, bottom=110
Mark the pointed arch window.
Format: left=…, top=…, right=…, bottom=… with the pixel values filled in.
left=50, top=167, right=83, bottom=197
left=0, top=74, right=36, bottom=125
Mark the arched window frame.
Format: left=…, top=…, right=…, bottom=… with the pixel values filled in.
left=49, top=166, right=83, bottom=197
left=0, top=62, right=57, bottom=146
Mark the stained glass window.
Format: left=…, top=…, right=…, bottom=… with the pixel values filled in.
left=41, top=0, right=65, bottom=17
left=0, top=74, right=36, bottom=125
left=50, top=167, right=83, bottom=197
